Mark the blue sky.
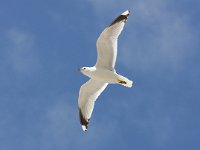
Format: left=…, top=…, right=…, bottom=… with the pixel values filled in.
left=0, top=0, right=200, bottom=149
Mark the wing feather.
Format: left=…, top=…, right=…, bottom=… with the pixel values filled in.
left=78, top=79, right=108, bottom=131
left=95, top=10, right=130, bottom=70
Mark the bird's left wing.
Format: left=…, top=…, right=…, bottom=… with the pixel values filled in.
left=95, top=10, right=130, bottom=70
left=78, top=79, right=108, bottom=131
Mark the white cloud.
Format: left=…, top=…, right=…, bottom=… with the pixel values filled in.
left=1, top=28, right=41, bottom=75
left=119, top=1, right=197, bottom=72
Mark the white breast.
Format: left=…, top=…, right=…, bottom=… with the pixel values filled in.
left=87, top=69, right=118, bottom=83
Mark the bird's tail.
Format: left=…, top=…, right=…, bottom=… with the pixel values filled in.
left=117, top=74, right=133, bottom=88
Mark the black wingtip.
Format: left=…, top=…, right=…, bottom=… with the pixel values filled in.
left=79, top=109, right=90, bottom=131
left=109, top=10, right=130, bottom=27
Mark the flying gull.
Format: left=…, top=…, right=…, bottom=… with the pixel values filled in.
left=78, top=10, right=133, bottom=131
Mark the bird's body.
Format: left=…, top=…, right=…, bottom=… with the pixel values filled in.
left=78, top=10, right=133, bottom=131
left=81, top=67, right=117, bottom=83
left=80, top=67, right=132, bottom=86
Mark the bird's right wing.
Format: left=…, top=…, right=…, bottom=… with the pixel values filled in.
left=78, top=79, right=108, bottom=131
left=95, top=10, right=130, bottom=70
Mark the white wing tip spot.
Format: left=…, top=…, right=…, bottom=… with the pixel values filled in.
left=121, top=10, right=130, bottom=16
left=82, top=125, right=87, bottom=132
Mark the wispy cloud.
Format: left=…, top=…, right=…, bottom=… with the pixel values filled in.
left=119, top=0, right=198, bottom=72
left=1, top=28, right=41, bottom=75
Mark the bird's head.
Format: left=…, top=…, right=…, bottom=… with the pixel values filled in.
left=78, top=67, right=90, bottom=72
left=78, top=67, right=96, bottom=76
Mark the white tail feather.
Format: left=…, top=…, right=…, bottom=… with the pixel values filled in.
left=117, top=74, right=133, bottom=88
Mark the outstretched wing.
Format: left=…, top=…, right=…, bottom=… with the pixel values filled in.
left=95, top=10, right=130, bottom=70
left=78, top=79, right=108, bottom=131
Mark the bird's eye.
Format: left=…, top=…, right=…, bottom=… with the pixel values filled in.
left=83, top=68, right=86, bottom=70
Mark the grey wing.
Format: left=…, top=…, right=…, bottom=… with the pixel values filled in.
left=78, top=79, right=108, bottom=131
left=95, top=10, right=130, bottom=70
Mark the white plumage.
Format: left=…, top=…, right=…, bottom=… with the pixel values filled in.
left=78, top=10, right=132, bottom=131
left=78, top=79, right=108, bottom=131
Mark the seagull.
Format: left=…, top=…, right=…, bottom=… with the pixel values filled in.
left=78, top=10, right=133, bottom=131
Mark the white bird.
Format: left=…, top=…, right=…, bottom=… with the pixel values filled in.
left=78, top=10, right=133, bottom=131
